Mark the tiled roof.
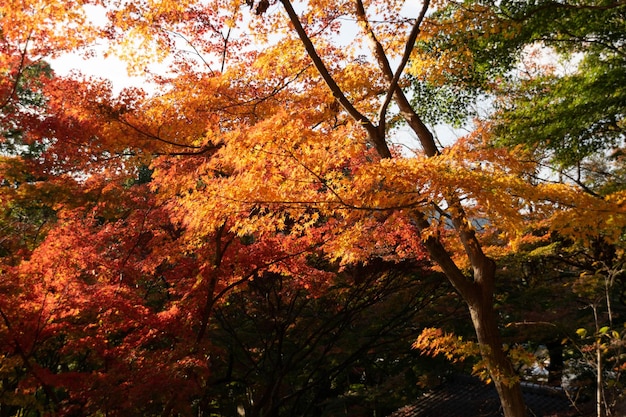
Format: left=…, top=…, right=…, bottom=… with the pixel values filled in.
left=388, top=375, right=575, bottom=417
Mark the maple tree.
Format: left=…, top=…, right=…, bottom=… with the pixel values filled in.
left=455, top=2, right=626, bottom=415
left=2, top=0, right=626, bottom=416
left=417, top=1, right=626, bottom=415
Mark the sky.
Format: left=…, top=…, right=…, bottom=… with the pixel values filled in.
left=51, top=52, right=147, bottom=93
left=49, top=3, right=158, bottom=93
left=48, top=3, right=137, bottom=93
left=48, top=0, right=461, bottom=148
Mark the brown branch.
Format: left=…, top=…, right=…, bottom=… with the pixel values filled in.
left=277, top=0, right=479, bottom=299
left=353, top=0, right=438, bottom=157
left=221, top=27, right=231, bottom=73
left=195, top=222, right=233, bottom=346
left=0, top=34, right=33, bottom=112
left=278, top=0, right=390, bottom=157
left=352, top=0, right=496, bottom=297
left=377, top=0, right=430, bottom=130
left=216, top=193, right=427, bottom=212
left=115, top=115, right=203, bottom=150
left=161, top=28, right=217, bottom=76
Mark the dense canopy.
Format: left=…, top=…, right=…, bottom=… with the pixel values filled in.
left=1, top=1, right=626, bottom=416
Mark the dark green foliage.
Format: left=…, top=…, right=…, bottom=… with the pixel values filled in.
left=0, top=60, right=53, bottom=157
left=490, top=1, right=626, bottom=169
left=494, top=230, right=626, bottom=412
left=412, top=0, right=626, bottom=174
left=409, top=79, right=481, bottom=128
left=494, top=53, right=626, bottom=167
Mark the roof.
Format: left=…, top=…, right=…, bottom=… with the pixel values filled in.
left=388, top=375, right=575, bottom=417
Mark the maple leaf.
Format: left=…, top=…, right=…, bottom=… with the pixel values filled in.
left=4, top=1, right=626, bottom=416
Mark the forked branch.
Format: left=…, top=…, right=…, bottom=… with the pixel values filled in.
left=278, top=0, right=391, bottom=158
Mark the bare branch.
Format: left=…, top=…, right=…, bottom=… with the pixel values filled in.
left=162, top=29, right=217, bottom=76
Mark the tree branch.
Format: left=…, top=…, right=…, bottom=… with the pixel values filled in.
left=377, top=0, right=430, bottom=130
left=0, top=34, right=33, bottom=112
left=278, top=0, right=390, bottom=157
left=353, top=0, right=438, bottom=157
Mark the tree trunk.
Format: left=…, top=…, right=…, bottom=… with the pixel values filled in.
left=468, top=293, right=528, bottom=417
left=421, top=227, right=528, bottom=417
left=278, top=2, right=529, bottom=415
left=546, top=341, right=564, bottom=386
left=596, top=341, right=603, bottom=417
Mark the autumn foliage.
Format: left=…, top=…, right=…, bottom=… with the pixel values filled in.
left=2, top=0, right=626, bottom=416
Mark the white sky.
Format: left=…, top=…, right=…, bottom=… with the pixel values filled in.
left=49, top=4, right=156, bottom=93
left=48, top=0, right=458, bottom=149
left=51, top=52, right=146, bottom=93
